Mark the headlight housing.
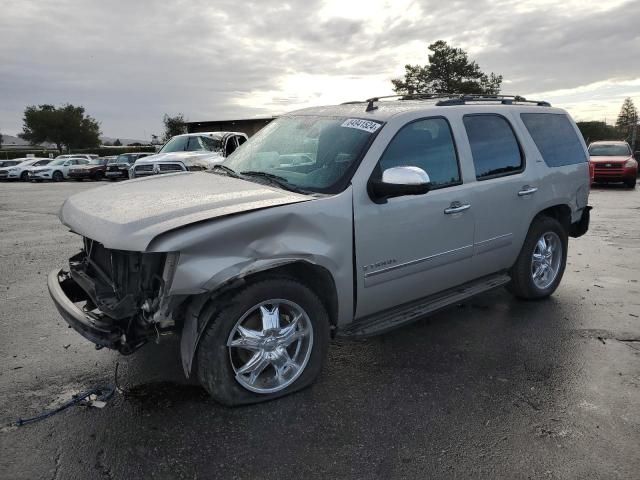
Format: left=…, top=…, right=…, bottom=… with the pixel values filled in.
left=625, top=158, right=637, bottom=168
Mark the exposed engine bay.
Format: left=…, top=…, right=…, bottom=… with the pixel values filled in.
left=58, top=237, right=178, bottom=354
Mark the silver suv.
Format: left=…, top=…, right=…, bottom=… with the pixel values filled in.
left=48, top=95, right=591, bottom=405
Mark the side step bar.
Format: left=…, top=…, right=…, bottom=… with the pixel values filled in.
left=339, top=272, right=511, bottom=337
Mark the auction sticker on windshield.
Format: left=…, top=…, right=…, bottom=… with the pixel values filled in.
left=341, top=118, right=382, bottom=133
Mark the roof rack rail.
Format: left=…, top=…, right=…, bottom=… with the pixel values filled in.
left=345, top=93, right=551, bottom=111
left=434, top=94, right=551, bottom=107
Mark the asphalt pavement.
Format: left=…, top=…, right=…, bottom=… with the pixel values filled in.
left=1, top=180, right=639, bottom=479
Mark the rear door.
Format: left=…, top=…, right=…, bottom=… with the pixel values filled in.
left=353, top=117, right=476, bottom=318
left=460, top=113, right=539, bottom=277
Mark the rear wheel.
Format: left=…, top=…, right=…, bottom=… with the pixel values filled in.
left=196, top=277, right=329, bottom=406
left=507, top=216, right=568, bottom=299
left=52, top=171, right=63, bottom=182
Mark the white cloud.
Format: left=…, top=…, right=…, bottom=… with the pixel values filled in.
left=0, top=0, right=638, bottom=138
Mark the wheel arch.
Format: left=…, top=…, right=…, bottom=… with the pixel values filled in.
left=178, top=259, right=339, bottom=377
left=535, top=204, right=571, bottom=232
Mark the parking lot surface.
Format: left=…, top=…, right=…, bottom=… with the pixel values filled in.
left=1, top=180, right=639, bottom=479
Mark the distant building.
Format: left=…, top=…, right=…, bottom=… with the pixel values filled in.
left=186, top=117, right=275, bottom=137
left=0, top=134, right=56, bottom=151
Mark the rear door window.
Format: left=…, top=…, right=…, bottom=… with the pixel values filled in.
left=379, top=117, right=461, bottom=188
left=463, top=114, right=523, bottom=180
left=521, top=113, right=587, bottom=167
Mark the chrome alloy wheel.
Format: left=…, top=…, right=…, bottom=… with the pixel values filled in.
left=227, top=299, right=314, bottom=394
left=531, top=231, right=562, bottom=290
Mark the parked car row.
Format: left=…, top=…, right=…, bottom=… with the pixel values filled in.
left=0, top=153, right=144, bottom=182
left=0, top=132, right=250, bottom=184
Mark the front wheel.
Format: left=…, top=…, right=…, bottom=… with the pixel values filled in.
left=20, top=171, right=29, bottom=181
left=52, top=171, right=64, bottom=182
left=507, top=216, right=568, bottom=299
left=196, top=277, right=329, bottom=406
left=625, top=177, right=636, bottom=189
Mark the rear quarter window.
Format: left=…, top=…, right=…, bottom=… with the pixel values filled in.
left=520, top=113, right=587, bottom=167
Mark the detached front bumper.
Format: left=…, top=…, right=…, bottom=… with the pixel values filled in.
left=47, top=269, right=122, bottom=349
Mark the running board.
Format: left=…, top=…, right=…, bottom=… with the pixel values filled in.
left=339, top=273, right=511, bottom=337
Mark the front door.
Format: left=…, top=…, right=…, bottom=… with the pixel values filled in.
left=354, top=117, right=476, bottom=318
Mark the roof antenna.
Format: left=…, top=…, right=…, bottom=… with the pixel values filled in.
left=366, top=97, right=379, bottom=112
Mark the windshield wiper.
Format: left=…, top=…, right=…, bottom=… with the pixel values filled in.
left=239, top=170, right=307, bottom=194
left=211, top=164, right=241, bottom=178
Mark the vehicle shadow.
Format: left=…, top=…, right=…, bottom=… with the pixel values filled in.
left=113, top=287, right=573, bottom=413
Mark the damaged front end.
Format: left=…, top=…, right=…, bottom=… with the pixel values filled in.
left=48, top=238, right=179, bottom=354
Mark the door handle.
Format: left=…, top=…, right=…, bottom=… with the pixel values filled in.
left=444, top=202, right=471, bottom=214
left=518, top=186, right=538, bottom=196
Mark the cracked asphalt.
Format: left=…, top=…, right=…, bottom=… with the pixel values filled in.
left=1, top=180, right=639, bottom=479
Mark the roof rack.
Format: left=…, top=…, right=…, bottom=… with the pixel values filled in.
left=434, top=94, right=551, bottom=107
left=342, top=93, right=551, bottom=111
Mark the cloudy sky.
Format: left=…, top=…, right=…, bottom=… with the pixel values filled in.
left=1, top=0, right=639, bottom=140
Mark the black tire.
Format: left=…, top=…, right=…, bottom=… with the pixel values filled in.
left=625, top=178, right=636, bottom=189
left=507, top=215, right=568, bottom=299
left=20, top=171, right=28, bottom=181
left=109, top=177, right=117, bottom=182
left=94, top=171, right=104, bottom=181
left=52, top=171, right=64, bottom=182
left=196, top=277, right=329, bottom=406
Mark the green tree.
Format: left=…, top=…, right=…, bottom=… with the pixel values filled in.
left=392, top=40, right=503, bottom=95
left=19, top=104, right=101, bottom=152
left=163, top=113, right=187, bottom=141
left=576, top=121, right=621, bottom=144
left=114, top=138, right=122, bottom=146
left=615, top=97, right=638, bottom=142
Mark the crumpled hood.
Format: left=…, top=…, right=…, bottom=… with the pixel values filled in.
left=59, top=172, right=312, bottom=251
left=135, top=151, right=224, bottom=168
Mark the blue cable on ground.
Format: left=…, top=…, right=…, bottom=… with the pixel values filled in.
left=14, top=385, right=115, bottom=427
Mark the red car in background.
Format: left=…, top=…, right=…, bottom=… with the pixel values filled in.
left=588, top=141, right=637, bottom=188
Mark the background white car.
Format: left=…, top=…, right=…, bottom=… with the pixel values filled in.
left=56, top=154, right=98, bottom=162
left=131, top=132, right=247, bottom=178
left=0, top=158, right=52, bottom=181
left=28, top=157, right=90, bottom=182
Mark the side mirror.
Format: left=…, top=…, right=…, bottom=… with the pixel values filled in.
left=369, top=166, right=431, bottom=202
left=64, top=161, right=71, bottom=166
